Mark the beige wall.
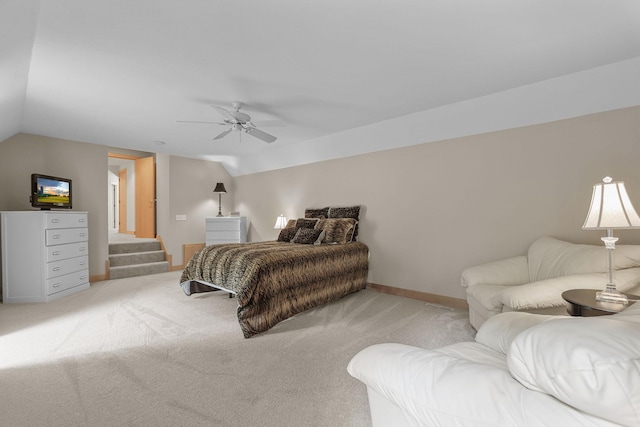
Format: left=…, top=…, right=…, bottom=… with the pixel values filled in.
left=234, top=106, right=640, bottom=300
left=2, top=107, right=639, bottom=301
left=0, top=134, right=232, bottom=280
left=159, top=155, right=233, bottom=266
left=0, top=134, right=109, bottom=276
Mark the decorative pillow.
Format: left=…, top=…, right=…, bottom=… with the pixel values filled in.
left=328, top=206, right=360, bottom=220
left=328, top=206, right=360, bottom=240
left=284, top=219, right=298, bottom=229
left=277, top=227, right=297, bottom=242
left=507, top=317, right=640, bottom=426
left=291, top=228, right=324, bottom=245
left=295, top=218, right=320, bottom=229
left=305, top=207, right=329, bottom=219
left=316, top=218, right=357, bottom=244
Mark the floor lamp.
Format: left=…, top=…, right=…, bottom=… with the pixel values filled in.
left=213, top=182, right=226, bottom=217
left=582, top=176, right=640, bottom=304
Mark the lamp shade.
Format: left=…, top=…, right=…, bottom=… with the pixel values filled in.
left=213, top=182, right=227, bottom=193
left=583, top=177, right=640, bottom=229
left=274, top=214, right=288, bottom=229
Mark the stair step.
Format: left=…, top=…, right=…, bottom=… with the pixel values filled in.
left=109, top=250, right=166, bottom=267
left=109, top=261, right=170, bottom=280
left=109, top=241, right=161, bottom=255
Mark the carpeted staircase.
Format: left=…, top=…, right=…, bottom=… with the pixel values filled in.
left=108, top=240, right=170, bottom=279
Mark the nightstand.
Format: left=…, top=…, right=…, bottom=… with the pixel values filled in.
left=205, top=216, right=247, bottom=245
left=562, top=289, right=637, bottom=317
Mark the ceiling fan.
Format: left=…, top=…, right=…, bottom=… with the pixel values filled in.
left=178, top=101, right=277, bottom=143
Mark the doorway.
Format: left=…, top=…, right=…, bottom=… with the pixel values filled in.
left=108, top=153, right=156, bottom=242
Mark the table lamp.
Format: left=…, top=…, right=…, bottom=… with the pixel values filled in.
left=274, top=214, right=288, bottom=229
left=213, top=182, right=226, bottom=217
left=582, top=176, right=640, bottom=304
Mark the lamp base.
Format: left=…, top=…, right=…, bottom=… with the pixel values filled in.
left=216, top=213, right=224, bottom=217
left=596, top=285, right=628, bottom=305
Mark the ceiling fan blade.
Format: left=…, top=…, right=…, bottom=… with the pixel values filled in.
left=245, top=128, right=277, bottom=143
left=213, top=106, right=238, bottom=123
left=251, top=119, right=287, bottom=128
left=177, top=120, right=227, bottom=125
left=213, top=128, right=233, bottom=140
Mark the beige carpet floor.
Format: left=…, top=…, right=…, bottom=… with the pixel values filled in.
left=0, top=271, right=475, bottom=427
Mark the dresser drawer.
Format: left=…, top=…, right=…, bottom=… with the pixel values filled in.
left=47, top=269, right=89, bottom=295
left=46, top=241, right=89, bottom=262
left=46, top=228, right=89, bottom=246
left=206, top=230, right=240, bottom=242
left=46, top=213, right=88, bottom=229
left=47, top=256, right=89, bottom=279
left=206, top=220, right=241, bottom=231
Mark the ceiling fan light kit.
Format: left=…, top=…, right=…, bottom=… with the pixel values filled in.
left=179, top=101, right=278, bottom=143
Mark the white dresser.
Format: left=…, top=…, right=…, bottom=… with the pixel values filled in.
left=1, top=211, right=90, bottom=303
left=205, top=216, right=247, bottom=245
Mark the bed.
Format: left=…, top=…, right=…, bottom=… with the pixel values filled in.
left=179, top=206, right=369, bottom=338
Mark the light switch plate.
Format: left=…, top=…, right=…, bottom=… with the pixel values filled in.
left=176, top=214, right=187, bottom=221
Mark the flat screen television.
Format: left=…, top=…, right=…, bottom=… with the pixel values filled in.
left=31, top=173, right=72, bottom=210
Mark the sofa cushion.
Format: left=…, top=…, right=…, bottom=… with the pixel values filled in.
left=507, top=316, right=640, bottom=427
left=527, top=236, right=640, bottom=282
left=475, top=312, right=559, bottom=355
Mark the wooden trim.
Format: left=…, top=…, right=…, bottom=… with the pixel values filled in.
left=156, top=235, right=173, bottom=269
left=108, top=152, right=140, bottom=160
left=366, top=282, right=468, bottom=310
left=182, top=243, right=205, bottom=270
left=91, top=264, right=108, bottom=283
left=90, top=274, right=108, bottom=283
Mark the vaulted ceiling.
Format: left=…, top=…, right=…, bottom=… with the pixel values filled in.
left=2, top=0, right=640, bottom=176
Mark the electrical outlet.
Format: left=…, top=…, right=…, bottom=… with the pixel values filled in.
left=176, top=214, right=187, bottom=221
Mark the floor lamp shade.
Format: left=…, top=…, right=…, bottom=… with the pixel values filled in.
left=213, top=182, right=227, bottom=217
left=583, top=177, right=640, bottom=303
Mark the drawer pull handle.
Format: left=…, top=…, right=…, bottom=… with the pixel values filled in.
left=53, top=283, right=61, bottom=288
left=79, top=233, right=86, bottom=237
left=51, top=219, right=60, bottom=223
left=52, top=235, right=60, bottom=239
left=79, top=247, right=86, bottom=251
left=80, top=276, right=87, bottom=280
left=53, top=267, right=61, bottom=271
left=80, top=261, right=86, bottom=265
left=78, top=219, right=86, bottom=223
left=52, top=251, right=60, bottom=255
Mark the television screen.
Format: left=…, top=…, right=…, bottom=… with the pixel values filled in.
left=31, top=174, right=72, bottom=209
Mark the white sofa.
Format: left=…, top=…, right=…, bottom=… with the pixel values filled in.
left=461, top=236, right=640, bottom=330
left=347, top=302, right=640, bottom=427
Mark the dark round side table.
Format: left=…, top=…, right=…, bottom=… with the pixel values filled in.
left=562, top=289, right=637, bottom=317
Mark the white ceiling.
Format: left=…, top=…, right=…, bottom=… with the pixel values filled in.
left=2, top=0, right=640, bottom=176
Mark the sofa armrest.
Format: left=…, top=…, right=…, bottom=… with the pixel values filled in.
left=497, top=268, right=640, bottom=311
left=347, top=342, right=594, bottom=426
left=461, top=255, right=529, bottom=287
left=348, top=343, right=520, bottom=426
left=497, top=273, right=601, bottom=310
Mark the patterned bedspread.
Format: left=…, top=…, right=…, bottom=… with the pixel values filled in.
left=180, top=241, right=369, bottom=337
